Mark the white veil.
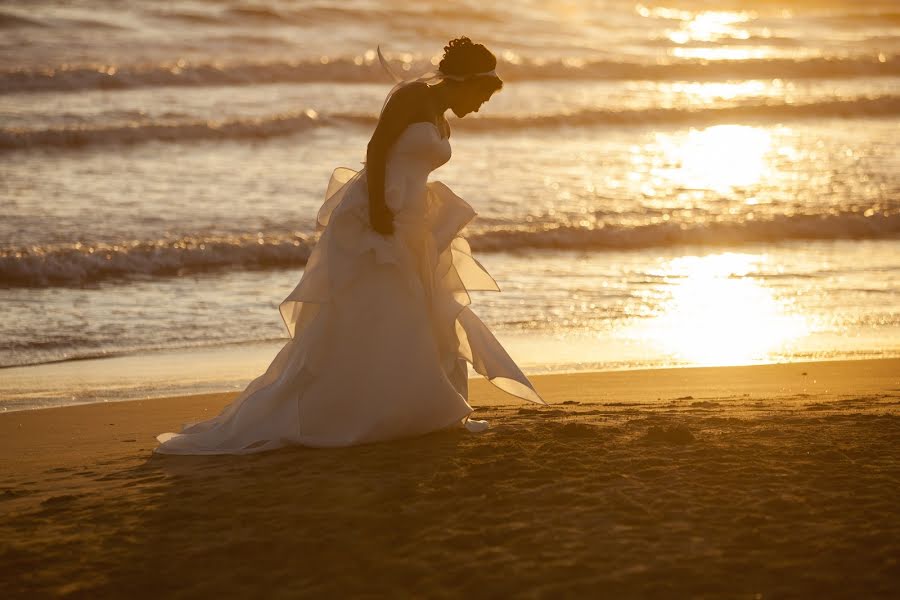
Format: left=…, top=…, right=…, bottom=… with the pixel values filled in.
left=376, top=46, right=446, bottom=117
left=375, top=46, right=499, bottom=116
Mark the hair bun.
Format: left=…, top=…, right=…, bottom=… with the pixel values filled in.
left=438, top=36, right=497, bottom=77
left=443, top=37, right=475, bottom=54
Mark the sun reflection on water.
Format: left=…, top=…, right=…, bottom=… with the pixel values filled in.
left=654, top=125, right=773, bottom=193
left=658, top=80, right=772, bottom=104
left=670, top=10, right=752, bottom=44
left=635, top=253, right=809, bottom=366
left=669, top=47, right=772, bottom=61
left=635, top=5, right=777, bottom=60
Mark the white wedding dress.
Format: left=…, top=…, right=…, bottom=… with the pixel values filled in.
left=155, top=121, right=544, bottom=454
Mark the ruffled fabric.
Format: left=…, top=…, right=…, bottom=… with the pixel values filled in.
left=279, top=165, right=545, bottom=406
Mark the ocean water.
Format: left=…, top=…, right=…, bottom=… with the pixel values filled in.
left=1, top=0, right=899, bottom=409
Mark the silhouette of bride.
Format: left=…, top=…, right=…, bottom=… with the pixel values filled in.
left=155, top=38, right=544, bottom=455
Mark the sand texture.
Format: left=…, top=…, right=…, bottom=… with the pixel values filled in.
left=1, top=359, right=899, bottom=598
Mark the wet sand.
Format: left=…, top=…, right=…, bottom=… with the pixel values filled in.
left=1, top=359, right=899, bottom=598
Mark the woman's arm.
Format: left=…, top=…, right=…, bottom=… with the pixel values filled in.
left=366, top=83, right=430, bottom=235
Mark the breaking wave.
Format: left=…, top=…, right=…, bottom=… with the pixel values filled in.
left=468, top=212, right=900, bottom=252
left=0, top=234, right=313, bottom=287
left=4, top=97, right=898, bottom=152
left=0, top=110, right=324, bottom=151
left=2, top=55, right=896, bottom=94
left=3, top=212, right=897, bottom=288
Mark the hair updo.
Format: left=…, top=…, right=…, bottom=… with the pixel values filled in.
left=438, top=37, right=498, bottom=78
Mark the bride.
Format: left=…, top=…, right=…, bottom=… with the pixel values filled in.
left=155, top=38, right=544, bottom=455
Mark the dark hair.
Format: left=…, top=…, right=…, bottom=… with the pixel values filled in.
left=439, top=37, right=501, bottom=89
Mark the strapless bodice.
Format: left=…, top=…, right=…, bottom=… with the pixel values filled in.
left=388, top=121, right=451, bottom=172
left=384, top=122, right=451, bottom=216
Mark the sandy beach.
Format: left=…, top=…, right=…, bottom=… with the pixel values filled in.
left=1, top=358, right=898, bottom=598
left=4, top=1, right=900, bottom=597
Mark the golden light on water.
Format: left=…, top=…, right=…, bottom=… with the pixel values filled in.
left=669, top=10, right=751, bottom=44
left=658, top=80, right=771, bottom=104
left=635, top=5, right=772, bottom=60
left=669, top=47, right=771, bottom=61
left=635, top=5, right=753, bottom=41
left=655, top=125, right=773, bottom=193
left=637, top=253, right=809, bottom=366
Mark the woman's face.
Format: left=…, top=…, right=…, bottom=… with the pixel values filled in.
left=449, top=79, right=500, bottom=118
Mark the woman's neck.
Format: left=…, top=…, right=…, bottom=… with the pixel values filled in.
left=427, top=81, right=452, bottom=114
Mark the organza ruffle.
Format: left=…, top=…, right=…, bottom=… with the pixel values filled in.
left=279, top=165, right=545, bottom=406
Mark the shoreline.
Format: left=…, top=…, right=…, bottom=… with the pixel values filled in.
left=2, top=357, right=897, bottom=467
left=2, top=330, right=897, bottom=412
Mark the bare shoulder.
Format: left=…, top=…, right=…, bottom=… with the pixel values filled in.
left=381, top=82, right=430, bottom=119
left=370, top=82, right=433, bottom=148
left=389, top=81, right=429, bottom=102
